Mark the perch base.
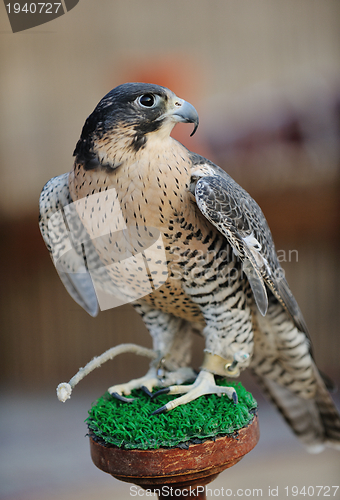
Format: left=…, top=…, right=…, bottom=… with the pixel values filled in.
left=90, top=415, right=259, bottom=499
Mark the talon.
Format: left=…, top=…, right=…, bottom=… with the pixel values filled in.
left=151, top=371, right=238, bottom=414
left=141, top=385, right=153, bottom=398
left=152, top=387, right=170, bottom=399
left=110, top=392, right=135, bottom=403
left=107, top=367, right=196, bottom=403
left=151, top=404, right=168, bottom=415
left=107, top=369, right=159, bottom=397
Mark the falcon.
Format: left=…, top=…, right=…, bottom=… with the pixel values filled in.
left=39, top=82, right=340, bottom=452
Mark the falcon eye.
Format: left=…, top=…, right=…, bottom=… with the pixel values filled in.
left=138, top=94, right=156, bottom=108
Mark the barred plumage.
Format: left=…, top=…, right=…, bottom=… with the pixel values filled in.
left=39, top=83, right=340, bottom=451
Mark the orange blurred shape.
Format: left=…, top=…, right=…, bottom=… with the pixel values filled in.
left=113, top=53, right=211, bottom=156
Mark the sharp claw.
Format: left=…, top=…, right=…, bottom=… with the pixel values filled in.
left=151, top=387, right=170, bottom=399
left=151, top=372, right=239, bottom=414
left=110, top=392, right=135, bottom=403
left=151, top=404, right=168, bottom=415
left=141, top=385, right=153, bottom=398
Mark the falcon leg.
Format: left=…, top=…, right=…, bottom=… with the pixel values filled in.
left=108, top=303, right=196, bottom=401
left=148, top=273, right=254, bottom=412
left=152, top=370, right=237, bottom=414
left=183, top=261, right=254, bottom=380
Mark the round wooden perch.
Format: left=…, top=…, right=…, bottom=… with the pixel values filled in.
left=90, top=415, right=259, bottom=499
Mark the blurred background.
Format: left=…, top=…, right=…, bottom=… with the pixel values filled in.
left=1, top=1, right=340, bottom=499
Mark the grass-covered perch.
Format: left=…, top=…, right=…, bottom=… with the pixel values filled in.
left=87, top=380, right=257, bottom=450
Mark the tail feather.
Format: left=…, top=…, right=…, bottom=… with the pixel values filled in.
left=252, top=366, right=340, bottom=453
left=314, top=370, right=340, bottom=448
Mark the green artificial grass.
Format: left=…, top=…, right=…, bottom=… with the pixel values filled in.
left=86, top=379, right=257, bottom=450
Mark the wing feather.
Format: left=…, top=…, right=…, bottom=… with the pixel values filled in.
left=190, top=154, right=309, bottom=336
left=39, top=173, right=99, bottom=317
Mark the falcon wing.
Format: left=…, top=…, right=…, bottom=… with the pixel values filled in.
left=190, top=154, right=309, bottom=336
left=39, top=173, right=99, bottom=317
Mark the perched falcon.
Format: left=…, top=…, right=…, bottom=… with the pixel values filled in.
left=39, top=83, right=340, bottom=452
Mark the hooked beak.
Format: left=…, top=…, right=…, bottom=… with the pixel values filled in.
left=169, top=99, right=199, bottom=137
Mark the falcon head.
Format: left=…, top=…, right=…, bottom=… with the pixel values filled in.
left=73, top=82, right=199, bottom=171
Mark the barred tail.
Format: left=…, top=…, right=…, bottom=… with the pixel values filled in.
left=252, top=365, right=340, bottom=453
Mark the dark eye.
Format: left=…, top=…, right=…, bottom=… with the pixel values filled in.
left=138, top=94, right=156, bottom=108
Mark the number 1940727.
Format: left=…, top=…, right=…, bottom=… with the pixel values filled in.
left=284, top=486, right=339, bottom=497
left=6, top=3, right=62, bottom=14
